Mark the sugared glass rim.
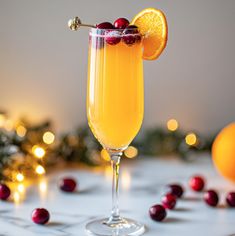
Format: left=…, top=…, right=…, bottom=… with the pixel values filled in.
left=89, top=28, right=142, bottom=38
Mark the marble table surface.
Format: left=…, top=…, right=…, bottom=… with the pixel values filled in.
left=1, top=156, right=235, bottom=236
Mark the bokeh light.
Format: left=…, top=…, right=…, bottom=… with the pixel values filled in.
left=32, top=145, right=45, bottom=158
left=43, top=131, right=55, bottom=145
left=167, top=119, right=179, bottom=131
left=16, top=173, right=24, bottom=182
left=185, top=133, right=197, bottom=146
left=124, top=146, right=138, bottom=158
left=16, top=125, right=27, bottom=137
left=35, top=165, right=45, bottom=175
left=101, top=149, right=110, bottom=161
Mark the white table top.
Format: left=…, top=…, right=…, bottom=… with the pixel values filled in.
left=1, top=156, right=235, bottom=236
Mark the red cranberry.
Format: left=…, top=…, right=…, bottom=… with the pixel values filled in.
left=161, top=193, right=177, bottom=210
left=149, top=204, right=167, bottom=222
left=0, top=184, right=11, bottom=200
left=114, top=18, right=129, bottom=29
left=167, top=184, right=184, bottom=198
left=204, top=190, right=219, bottom=207
left=122, top=25, right=139, bottom=46
left=189, top=175, right=205, bottom=192
left=105, top=31, right=121, bottom=45
left=135, top=34, right=142, bottom=43
left=226, top=192, right=235, bottom=207
left=95, top=22, right=114, bottom=49
left=124, top=25, right=139, bottom=32
left=31, top=208, right=50, bottom=225
left=59, top=178, right=77, bottom=192
left=96, top=22, right=114, bottom=29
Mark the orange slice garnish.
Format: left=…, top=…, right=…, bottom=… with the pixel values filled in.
left=131, top=8, right=168, bottom=60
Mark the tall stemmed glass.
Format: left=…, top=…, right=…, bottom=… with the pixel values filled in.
left=86, top=27, right=145, bottom=236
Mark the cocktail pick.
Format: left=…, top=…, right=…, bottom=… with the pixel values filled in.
left=68, top=17, right=95, bottom=31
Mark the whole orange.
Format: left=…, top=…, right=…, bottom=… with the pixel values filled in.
left=212, top=123, right=235, bottom=182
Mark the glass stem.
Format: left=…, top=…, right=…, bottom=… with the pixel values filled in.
left=108, top=153, right=122, bottom=224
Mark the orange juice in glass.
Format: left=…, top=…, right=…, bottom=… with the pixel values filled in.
left=87, top=31, right=144, bottom=150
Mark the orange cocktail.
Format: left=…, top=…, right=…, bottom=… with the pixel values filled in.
left=87, top=31, right=144, bottom=150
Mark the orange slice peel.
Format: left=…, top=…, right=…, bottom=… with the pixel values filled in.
left=131, top=8, right=168, bottom=60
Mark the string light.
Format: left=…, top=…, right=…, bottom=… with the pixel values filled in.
left=16, top=173, right=24, bottom=182
left=101, top=149, right=110, bottom=161
left=43, top=131, right=55, bottom=144
left=167, top=119, right=179, bottom=131
left=185, top=133, right=197, bottom=146
left=16, top=125, right=27, bottom=137
left=36, top=165, right=45, bottom=175
left=32, top=145, right=45, bottom=158
left=124, top=146, right=138, bottom=158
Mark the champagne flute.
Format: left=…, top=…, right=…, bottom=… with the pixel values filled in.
left=86, top=27, right=145, bottom=236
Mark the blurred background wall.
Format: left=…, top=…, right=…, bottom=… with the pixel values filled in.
left=0, top=0, right=235, bottom=134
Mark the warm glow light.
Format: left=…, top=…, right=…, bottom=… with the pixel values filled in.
left=43, top=131, right=55, bottom=144
left=101, top=149, right=110, bottom=161
left=36, top=165, right=45, bottom=175
left=16, top=125, right=27, bottom=137
left=16, top=173, right=24, bottom=182
left=185, top=133, right=197, bottom=146
left=0, top=114, right=6, bottom=127
left=39, top=179, right=47, bottom=193
left=121, top=170, right=131, bottom=191
left=124, top=146, right=138, bottom=158
left=17, top=183, right=25, bottom=193
left=39, top=178, right=48, bottom=201
left=32, top=145, right=45, bottom=158
left=13, top=191, right=20, bottom=204
left=167, top=119, right=179, bottom=131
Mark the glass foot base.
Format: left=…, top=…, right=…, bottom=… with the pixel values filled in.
left=85, top=217, right=145, bottom=236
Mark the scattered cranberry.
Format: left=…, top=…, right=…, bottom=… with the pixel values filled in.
left=114, top=18, right=129, bottom=29
left=204, top=190, right=219, bottom=207
left=123, top=25, right=139, bottom=45
left=31, top=208, right=50, bottom=225
left=149, top=204, right=167, bottom=222
left=59, top=178, right=77, bottom=192
left=161, top=193, right=177, bottom=210
left=166, top=184, right=184, bottom=198
left=105, top=31, right=121, bottom=45
left=226, top=192, right=235, bottom=207
left=96, top=22, right=114, bottom=29
left=0, top=184, right=11, bottom=200
left=189, top=175, right=205, bottom=192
